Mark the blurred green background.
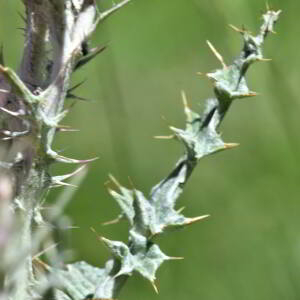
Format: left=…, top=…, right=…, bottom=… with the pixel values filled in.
left=1, top=0, right=300, bottom=299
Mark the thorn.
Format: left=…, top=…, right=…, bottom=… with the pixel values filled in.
left=97, top=0, right=132, bottom=23
left=1, top=129, right=29, bottom=139
left=228, top=24, right=245, bottom=34
left=68, top=80, right=86, bottom=93
left=160, top=115, right=173, bottom=128
left=50, top=182, right=78, bottom=188
left=181, top=90, right=188, bottom=108
left=90, top=226, right=97, bottom=234
left=37, top=205, right=52, bottom=211
left=181, top=90, right=189, bottom=109
left=168, top=256, right=184, bottom=260
left=32, top=243, right=59, bottom=260
left=153, top=135, right=175, bottom=140
left=74, top=45, right=107, bottom=71
left=67, top=80, right=92, bottom=102
left=104, top=179, right=111, bottom=186
left=234, top=91, right=258, bottom=99
left=205, top=72, right=217, bottom=82
left=55, top=110, right=69, bottom=123
left=266, top=1, right=270, bottom=11
left=90, top=227, right=102, bottom=241
left=127, top=176, right=135, bottom=190
left=0, top=107, right=26, bottom=118
left=108, top=174, right=122, bottom=190
left=67, top=93, right=92, bottom=102
left=185, top=215, right=210, bottom=225
left=52, top=178, right=79, bottom=188
left=33, top=258, right=51, bottom=272
left=0, top=89, right=9, bottom=94
left=18, top=11, right=27, bottom=23
left=104, top=181, right=118, bottom=193
left=55, top=124, right=72, bottom=129
left=244, top=92, right=259, bottom=97
left=150, top=280, right=159, bottom=294
left=257, top=57, right=272, bottom=62
left=68, top=226, right=80, bottom=230
left=160, top=115, right=167, bottom=122
left=224, top=143, right=240, bottom=149
left=206, top=40, right=227, bottom=69
left=47, top=150, right=99, bottom=164
left=0, top=45, right=4, bottom=66
left=169, top=125, right=182, bottom=135
left=102, top=214, right=123, bottom=226
left=160, top=115, right=177, bottom=133
left=100, top=236, right=114, bottom=249
left=57, top=127, right=80, bottom=132
left=176, top=206, right=185, bottom=214
left=56, top=147, right=69, bottom=154
left=181, top=89, right=196, bottom=122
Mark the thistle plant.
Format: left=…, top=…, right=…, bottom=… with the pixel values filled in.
left=0, top=2, right=280, bottom=300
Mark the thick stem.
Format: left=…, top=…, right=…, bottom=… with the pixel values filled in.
left=94, top=259, right=129, bottom=299
left=11, top=209, right=33, bottom=300
left=6, top=165, right=49, bottom=299
left=20, top=0, right=48, bottom=89
left=0, top=1, right=131, bottom=299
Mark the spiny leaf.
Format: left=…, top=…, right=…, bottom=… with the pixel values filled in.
left=103, top=10, right=280, bottom=298
left=101, top=233, right=171, bottom=283
left=51, top=261, right=108, bottom=300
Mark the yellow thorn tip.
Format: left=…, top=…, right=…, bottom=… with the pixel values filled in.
left=228, top=24, right=244, bottom=33
left=224, top=143, right=240, bottom=149
left=186, top=215, right=210, bottom=225
left=153, top=135, right=175, bottom=140
left=206, top=40, right=227, bottom=69
left=169, top=256, right=184, bottom=260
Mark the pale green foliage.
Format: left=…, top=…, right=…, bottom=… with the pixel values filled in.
left=0, top=2, right=280, bottom=300
left=51, top=9, right=280, bottom=300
